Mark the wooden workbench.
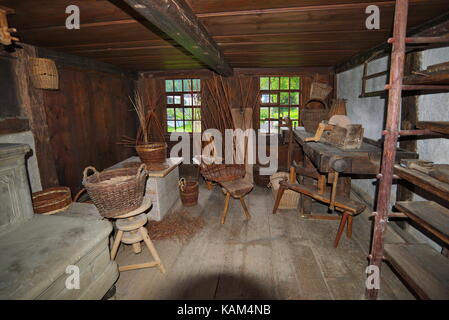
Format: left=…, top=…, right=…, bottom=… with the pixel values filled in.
left=293, top=128, right=417, bottom=218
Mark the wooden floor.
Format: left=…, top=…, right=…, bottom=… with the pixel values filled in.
left=114, top=183, right=415, bottom=300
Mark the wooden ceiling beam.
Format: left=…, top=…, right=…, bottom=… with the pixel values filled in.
left=118, top=0, right=232, bottom=76
left=194, top=0, right=429, bottom=18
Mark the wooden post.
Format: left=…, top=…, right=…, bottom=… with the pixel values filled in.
left=367, top=0, right=409, bottom=300
left=12, top=44, right=59, bottom=188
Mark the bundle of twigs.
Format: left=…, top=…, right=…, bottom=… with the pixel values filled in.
left=203, top=74, right=236, bottom=133
left=146, top=210, right=205, bottom=243
left=118, top=89, right=164, bottom=147
left=236, top=75, right=261, bottom=128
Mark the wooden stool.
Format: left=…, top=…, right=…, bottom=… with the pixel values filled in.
left=110, top=197, right=166, bottom=273
left=220, top=177, right=253, bottom=224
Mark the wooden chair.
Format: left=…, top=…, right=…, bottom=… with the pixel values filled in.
left=219, top=177, right=253, bottom=224
left=272, top=178, right=366, bottom=247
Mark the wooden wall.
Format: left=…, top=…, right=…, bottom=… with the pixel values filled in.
left=140, top=67, right=334, bottom=167
left=42, top=64, right=138, bottom=194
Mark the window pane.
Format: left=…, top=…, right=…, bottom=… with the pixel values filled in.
left=193, top=108, right=201, bottom=120
left=184, top=121, right=193, bottom=133
left=280, top=107, right=289, bottom=118
left=193, top=121, right=201, bottom=132
left=192, top=79, right=201, bottom=92
left=290, top=77, right=300, bottom=89
left=167, top=121, right=175, bottom=132
left=260, top=77, right=269, bottom=90
left=175, top=108, right=184, bottom=120
left=280, top=92, right=289, bottom=105
left=184, top=108, right=192, bottom=120
left=292, top=120, right=299, bottom=128
left=174, top=80, right=183, bottom=92
left=270, top=94, right=278, bottom=104
left=167, top=108, right=175, bottom=120
left=192, top=93, right=201, bottom=106
left=290, top=107, right=299, bottom=120
left=184, top=94, right=192, bottom=106
left=167, top=95, right=174, bottom=104
left=270, top=107, right=279, bottom=119
left=165, top=80, right=173, bottom=92
left=290, top=92, right=300, bottom=105
left=260, top=120, right=269, bottom=133
left=260, top=107, right=269, bottom=119
left=175, top=121, right=184, bottom=132
left=174, top=96, right=181, bottom=104
left=183, top=79, right=192, bottom=91
left=270, top=121, right=279, bottom=132
left=280, top=77, right=289, bottom=90
left=270, top=77, right=279, bottom=90
left=261, top=94, right=269, bottom=104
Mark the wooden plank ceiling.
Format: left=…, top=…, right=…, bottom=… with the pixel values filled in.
left=2, top=0, right=449, bottom=72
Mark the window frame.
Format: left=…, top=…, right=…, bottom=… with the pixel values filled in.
left=258, top=76, right=301, bottom=134
left=165, top=78, right=202, bottom=134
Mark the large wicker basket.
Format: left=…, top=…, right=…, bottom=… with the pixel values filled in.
left=82, top=164, right=147, bottom=218
left=29, top=58, right=59, bottom=90
left=269, top=172, right=300, bottom=209
left=300, top=107, right=329, bottom=133
left=136, top=142, right=167, bottom=171
left=198, top=156, right=245, bottom=183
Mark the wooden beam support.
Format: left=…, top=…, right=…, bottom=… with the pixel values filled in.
left=119, top=0, right=233, bottom=76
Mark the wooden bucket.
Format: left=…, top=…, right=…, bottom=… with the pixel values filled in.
left=179, top=178, right=199, bottom=207
left=29, top=58, right=59, bottom=90
left=32, top=187, right=72, bottom=215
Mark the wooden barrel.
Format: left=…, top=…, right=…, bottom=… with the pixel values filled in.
left=179, top=179, right=199, bottom=207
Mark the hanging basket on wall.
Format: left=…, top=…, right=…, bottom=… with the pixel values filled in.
left=28, top=57, right=59, bottom=90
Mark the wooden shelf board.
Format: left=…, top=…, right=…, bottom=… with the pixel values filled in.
left=416, top=121, right=449, bottom=135
left=394, top=165, right=449, bottom=201
left=384, top=243, right=449, bottom=300
left=395, top=201, right=449, bottom=245
left=403, top=71, right=449, bottom=85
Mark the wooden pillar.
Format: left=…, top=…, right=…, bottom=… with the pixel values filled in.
left=12, top=44, right=59, bottom=188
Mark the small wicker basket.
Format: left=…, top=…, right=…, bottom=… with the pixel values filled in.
left=29, top=58, right=59, bottom=90
left=32, top=187, right=72, bottom=215
left=269, top=172, right=300, bottom=209
left=82, top=164, right=147, bottom=218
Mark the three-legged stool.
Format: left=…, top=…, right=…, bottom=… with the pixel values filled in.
left=110, top=197, right=166, bottom=273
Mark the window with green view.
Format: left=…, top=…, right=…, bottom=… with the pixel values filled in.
left=165, top=79, right=201, bottom=133
left=259, top=76, right=300, bottom=133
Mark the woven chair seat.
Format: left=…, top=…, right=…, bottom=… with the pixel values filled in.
left=221, top=177, right=254, bottom=198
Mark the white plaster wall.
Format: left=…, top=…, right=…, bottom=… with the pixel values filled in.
left=0, top=131, right=43, bottom=192
left=337, top=56, right=397, bottom=207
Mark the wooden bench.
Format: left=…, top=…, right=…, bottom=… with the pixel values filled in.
left=273, top=178, right=366, bottom=247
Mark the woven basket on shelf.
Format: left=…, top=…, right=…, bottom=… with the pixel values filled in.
left=29, top=58, right=59, bottom=90
left=310, top=81, right=332, bottom=101
left=269, top=172, right=300, bottom=209
left=32, top=187, right=72, bottom=215
left=82, top=164, right=147, bottom=218
left=136, top=142, right=167, bottom=170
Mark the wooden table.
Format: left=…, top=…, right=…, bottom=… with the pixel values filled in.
left=293, top=128, right=417, bottom=219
